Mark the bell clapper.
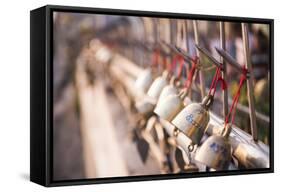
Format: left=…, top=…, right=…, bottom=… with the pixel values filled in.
left=186, top=144, right=194, bottom=164
left=173, top=128, right=180, bottom=138
left=188, top=143, right=195, bottom=153
left=183, top=143, right=199, bottom=172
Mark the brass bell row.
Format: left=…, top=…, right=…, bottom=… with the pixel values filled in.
left=133, top=53, right=233, bottom=171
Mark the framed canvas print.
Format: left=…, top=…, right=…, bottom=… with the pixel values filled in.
left=30, top=5, right=274, bottom=187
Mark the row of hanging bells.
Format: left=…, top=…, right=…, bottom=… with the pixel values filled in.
left=132, top=48, right=242, bottom=171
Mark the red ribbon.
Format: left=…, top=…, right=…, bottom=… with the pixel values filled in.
left=184, top=56, right=198, bottom=89
left=163, top=57, right=168, bottom=72
left=170, top=55, right=178, bottom=74
left=208, top=64, right=227, bottom=97
left=152, top=49, right=160, bottom=67
left=225, top=65, right=248, bottom=125
left=176, top=55, right=185, bottom=79
left=169, top=54, right=185, bottom=78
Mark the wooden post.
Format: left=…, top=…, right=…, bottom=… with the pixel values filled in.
left=220, top=22, right=228, bottom=119
left=193, top=20, right=206, bottom=99
left=242, top=23, right=258, bottom=141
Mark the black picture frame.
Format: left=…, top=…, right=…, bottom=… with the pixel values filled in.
left=30, top=4, right=274, bottom=187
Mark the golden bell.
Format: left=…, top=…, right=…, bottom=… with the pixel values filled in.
left=154, top=89, right=187, bottom=122
left=195, top=124, right=232, bottom=170
left=135, top=69, right=153, bottom=97
left=171, top=95, right=213, bottom=144
left=147, top=71, right=169, bottom=100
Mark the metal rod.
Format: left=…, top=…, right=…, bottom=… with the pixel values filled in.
left=160, top=40, right=193, bottom=64
left=220, top=22, right=228, bottom=119
left=195, top=44, right=222, bottom=68
left=242, top=23, right=258, bottom=141
left=175, top=46, right=194, bottom=61
left=215, top=47, right=248, bottom=76
left=193, top=20, right=206, bottom=99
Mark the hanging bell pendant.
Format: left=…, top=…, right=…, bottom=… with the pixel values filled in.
left=171, top=95, right=213, bottom=144
left=154, top=89, right=187, bottom=122
left=135, top=71, right=168, bottom=115
left=195, top=124, right=232, bottom=170
left=157, top=76, right=178, bottom=104
left=135, top=69, right=153, bottom=97
left=135, top=95, right=156, bottom=115
left=157, top=84, right=178, bottom=104
left=147, top=71, right=169, bottom=101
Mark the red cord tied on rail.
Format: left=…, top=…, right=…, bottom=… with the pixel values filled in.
left=177, top=55, right=185, bottom=79
left=169, top=54, right=185, bottom=79
left=208, top=64, right=227, bottom=97
left=225, top=65, right=248, bottom=126
left=163, top=56, right=168, bottom=72
left=152, top=49, right=160, bottom=68
left=184, top=56, right=199, bottom=89
left=169, top=55, right=177, bottom=74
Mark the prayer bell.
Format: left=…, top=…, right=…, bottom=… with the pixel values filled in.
left=147, top=71, right=169, bottom=101
left=135, top=70, right=168, bottom=115
left=195, top=124, right=232, bottom=170
left=171, top=95, right=213, bottom=144
left=154, top=89, right=187, bottom=122
left=135, top=69, right=153, bottom=97
left=135, top=95, right=156, bottom=115
left=157, top=76, right=178, bottom=104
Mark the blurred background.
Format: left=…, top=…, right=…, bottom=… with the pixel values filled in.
left=52, top=12, right=270, bottom=180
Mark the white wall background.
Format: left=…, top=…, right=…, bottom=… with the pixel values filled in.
left=0, top=0, right=279, bottom=191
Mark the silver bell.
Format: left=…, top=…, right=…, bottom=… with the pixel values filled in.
left=135, top=69, right=153, bottom=97
left=154, top=89, right=187, bottom=122
left=195, top=124, right=232, bottom=170
left=171, top=95, right=213, bottom=144
left=147, top=71, right=169, bottom=101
